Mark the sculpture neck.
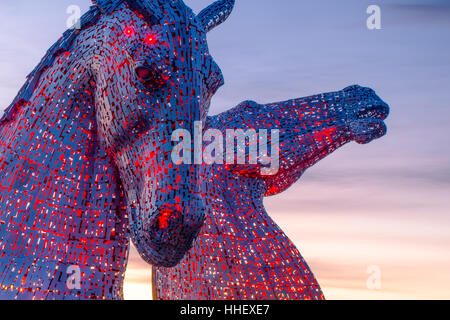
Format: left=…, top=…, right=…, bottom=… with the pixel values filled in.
left=0, top=39, right=129, bottom=300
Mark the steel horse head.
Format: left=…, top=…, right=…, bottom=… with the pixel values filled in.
left=0, top=0, right=236, bottom=299
left=91, top=0, right=234, bottom=267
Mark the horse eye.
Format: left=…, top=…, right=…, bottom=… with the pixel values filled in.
left=135, top=66, right=153, bottom=81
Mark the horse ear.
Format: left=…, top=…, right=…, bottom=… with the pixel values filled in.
left=197, top=0, right=235, bottom=32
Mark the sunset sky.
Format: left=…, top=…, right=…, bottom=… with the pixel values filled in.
left=1, top=0, right=449, bottom=300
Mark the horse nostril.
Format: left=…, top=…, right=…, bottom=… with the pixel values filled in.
left=158, top=208, right=173, bottom=229
left=135, top=66, right=153, bottom=81
left=153, top=204, right=183, bottom=231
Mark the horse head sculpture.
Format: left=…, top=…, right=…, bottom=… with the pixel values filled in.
left=0, top=0, right=235, bottom=299
left=91, top=0, right=234, bottom=267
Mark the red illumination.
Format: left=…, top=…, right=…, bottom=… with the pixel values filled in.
left=158, top=209, right=172, bottom=229
left=145, top=34, right=157, bottom=45
left=124, top=26, right=135, bottom=37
